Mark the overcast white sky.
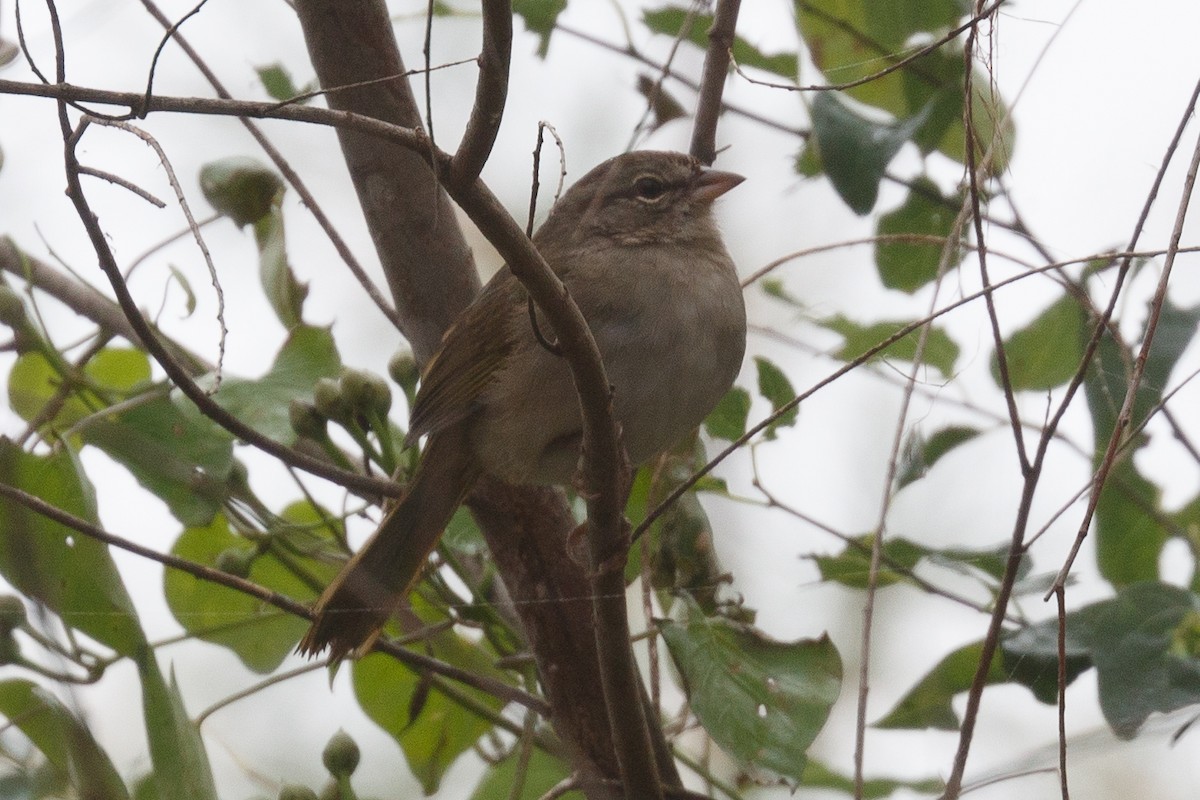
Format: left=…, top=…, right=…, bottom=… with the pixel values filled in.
left=2, top=1, right=1200, bottom=798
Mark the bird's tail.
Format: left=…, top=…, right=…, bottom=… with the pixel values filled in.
left=298, top=430, right=477, bottom=660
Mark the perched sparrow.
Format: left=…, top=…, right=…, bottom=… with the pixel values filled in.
left=299, top=150, right=746, bottom=659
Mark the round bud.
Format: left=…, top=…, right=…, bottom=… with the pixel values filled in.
left=387, top=350, right=420, bottom=397
left=321, top=729, right=360, bottom=778
left=312, top=377, right=350, bottom=424
left=277, top=785, right=319, bottom=800
left=289, top=400, right=328, bottom=440
left=338, top=369, right=390, bottom=418
left=214, top=547, right=255, bottom=579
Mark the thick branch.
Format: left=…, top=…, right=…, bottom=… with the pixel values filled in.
left=294, top=0, right=480, bottom=365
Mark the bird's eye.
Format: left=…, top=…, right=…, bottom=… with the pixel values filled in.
left=633, top=175, right=667, bottom=202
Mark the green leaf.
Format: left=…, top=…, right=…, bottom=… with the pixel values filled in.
left=896, top=425, right=981, bottom=489
left=0, top=679, right=129, bottom=800
left=704, top=386, right=750, bottom=440
left=213, top=325, right=342, bottom=445
left=255, top=62, right=307, bottom=102
left=819, top=314, right=959, bottom=375
left=469, top=747, right=576, bottom=800
left=199, top=157, right=283, bottom=228
left=643, top=7, right=799, bottom=79
left=800, top=758, right=944, bottom=798
left=513, top=0, right=566, bottom=57
left=253, top=206, right=307, bottom=329
left=1000, top=608, right=1104, bottom=705
left=875, top=178, right=961, bottom=293
left=0, top=441, right=144, bottom=655
left=8, top=347, right=152, bottom=430
left=135, top=655, right=218, bottom=800
left=795, top=1, right=1012, bottom=171
left=352, top=624, right=509, bottom=795
left=993, top=294, right=1087, bottom=390
left=809, top=92, right=929, bottom=215
left=165, top=506, right=338, bottom=673
left=659, top=598, right=841, bottom=783
left=81, top=394, right=236, bottom=528
left=1087, top=583, right=1200, bottom=737
left=1085, top=301, right=1199, bottom=586
left=875, top=641, right=1007, bottom=729
left=814, top=534, right=1020, bottom=590
left=754, top=356, right=798, bottom=440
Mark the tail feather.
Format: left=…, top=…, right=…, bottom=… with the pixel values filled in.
left=298, top=431, right=477, bottom=660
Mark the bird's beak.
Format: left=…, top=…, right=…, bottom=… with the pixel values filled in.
left=691, top=167, right=745, bottom=203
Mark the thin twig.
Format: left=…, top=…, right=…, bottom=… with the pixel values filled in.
left=77, top=166, right=166, bottom=207
left=0, top=480, right=549, bottom=714
left=137, top=0, right=406, bottom=333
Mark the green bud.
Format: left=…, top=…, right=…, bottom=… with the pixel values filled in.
left=289, top=399, right=328, bottom=440
left=338, top=368, right=390, bottom=418
left=322, top=729, right=360, bottom=778
left=214, top=547, right=255, bottom=579
left=313, top=377, right=351, bottom=424
left=387, top=350, right=420, bottom=399
left=277, top=786, right=319, bottom=800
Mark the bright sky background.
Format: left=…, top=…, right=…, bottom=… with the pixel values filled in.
left=2, top=1, right=1200, bottom=798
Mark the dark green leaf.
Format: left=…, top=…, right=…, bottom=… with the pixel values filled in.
left=1000, top=610, right=1102, bottom=705
left=795, top=1, right=1011, bottom=171
left=810, top=92, right=928, bottom=215
left=993, top=294, right=1087, bottom=391
left=896, top=425, right=981, bottom=489
left=704, top=386, right=750, bottom=440
left=643, top=7, right=799, bottom=79
left=875, top=178, right=961, bottom=292
left=214, top=325, right=342, bottom=445
left=253, top=206, right=307, bottom=329
left=875, top=641, right=1007, bottom=729
left=513, top=0, right=566, bottom=57
left=199, top=157, right=283, bottom=227
left=0, top=441, right=144, bottom=655
left=660, top=598, right=841, bottom=783
left=0, top=679, right=129, bottom=800
left=793, top=141, right=822, bottom=177
left=819, top=314, right=959, bottom=375
left=1087, top=583, right=1200, bottom=737
left=754, top=356, right=798, bottom=439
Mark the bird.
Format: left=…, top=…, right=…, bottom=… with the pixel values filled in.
left=298, top=150, right=746, bottom=659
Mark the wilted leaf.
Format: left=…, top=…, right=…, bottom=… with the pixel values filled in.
left=896, top=425, right=981, bottom=488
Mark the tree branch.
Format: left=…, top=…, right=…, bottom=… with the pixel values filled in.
left=690, top=0, right=741, bottom=165
left=448, top=0, right=511, bottom=185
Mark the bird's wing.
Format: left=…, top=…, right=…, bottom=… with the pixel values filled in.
left=406, top=268, right=521, bottom=443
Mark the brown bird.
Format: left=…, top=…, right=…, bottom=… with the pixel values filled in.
left=299, top=150, right=746, bottom=659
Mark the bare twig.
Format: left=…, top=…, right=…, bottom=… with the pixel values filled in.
left=137, top=0, right=407, bottom=334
